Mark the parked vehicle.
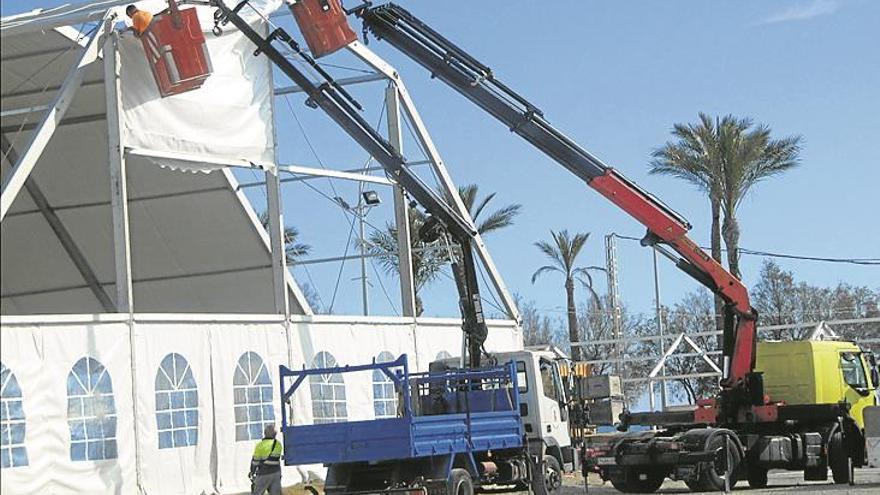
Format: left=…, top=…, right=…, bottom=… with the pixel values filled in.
left=279, top=350, right=577, bottom=494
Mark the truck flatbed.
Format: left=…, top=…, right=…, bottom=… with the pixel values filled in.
left=280, top=356, right=523, bottom=466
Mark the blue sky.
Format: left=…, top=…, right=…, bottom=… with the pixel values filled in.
left=5, top=0, right=878, bottom=319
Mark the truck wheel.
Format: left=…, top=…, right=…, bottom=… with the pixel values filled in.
left=746, top=465, right=768, bottom=488
left=829, top=430, right=851, bottom=484
left=448, top=468, right=474, bottom=495
left=691, top=434, right=741, bottom=492
left=532, top=455, right=563, bottom=495
left=609, top=467, right=665, bottom=493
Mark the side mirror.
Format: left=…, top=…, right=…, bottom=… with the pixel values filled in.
left=871, top=368, right=879, bottom=390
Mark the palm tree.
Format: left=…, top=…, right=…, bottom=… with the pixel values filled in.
left=369, top=184, right=521, bottom=315
left=531, top=230, right=604, bottom=361
left=650, top=113, right=724, bottom=265
left=258, top=211, right=311, bottom=264
left=651, top=113, right=726, bottom=335
left=715, top=117, right=801, bottom=278
left=650, top=113, right=801, bottom=344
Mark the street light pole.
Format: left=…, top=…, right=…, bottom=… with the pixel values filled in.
left=359, top=200, right=369, bottom=316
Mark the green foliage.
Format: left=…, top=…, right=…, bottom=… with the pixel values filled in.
left=650, top=113, right=802, bottom=278
left=368, top=184, right=520, bottom=315
left=257, top=211, right=311, bottom=264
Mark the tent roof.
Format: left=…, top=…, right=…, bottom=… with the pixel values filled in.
left=1, top=9, right=310, bottom=315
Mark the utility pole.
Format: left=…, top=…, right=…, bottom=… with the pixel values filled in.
left=605, top=234, right=623, bottom=379
left=653, top=248, right=667, bottom=411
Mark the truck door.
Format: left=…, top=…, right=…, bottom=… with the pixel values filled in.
left=538, top=357, right=572, bottom=449
left=839, top=351, right=875, bottom=428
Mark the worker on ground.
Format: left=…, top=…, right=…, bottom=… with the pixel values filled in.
left=126, top=5, right=153, bottom=36
left=249, top=424, right=283, bottom=495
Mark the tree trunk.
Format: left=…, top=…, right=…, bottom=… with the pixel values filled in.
left=415, top=293, right=424, bottom=317
left=722, top=213, right=741, bottom=279
left=565, top=278, right=581, bottom=361
left=710, top=197, right=725, bottom=348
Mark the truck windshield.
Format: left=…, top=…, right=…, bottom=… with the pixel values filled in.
left=840, top=352, right=868, bottom=389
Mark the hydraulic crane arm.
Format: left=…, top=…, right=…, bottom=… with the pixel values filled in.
left=359, top=3, right=760, bottom=400
left=211, top=1, right=489, bottom=367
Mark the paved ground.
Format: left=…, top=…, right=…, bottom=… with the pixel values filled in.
left=562, top=468, right=880, bottom=494
left=275, top=468, right=880, bottom=494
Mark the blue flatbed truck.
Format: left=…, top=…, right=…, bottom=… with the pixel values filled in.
left=279, top=354, right=572, bottom=495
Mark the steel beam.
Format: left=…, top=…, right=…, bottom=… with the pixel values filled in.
left=0, top=105, right=50, bottom=119
left=347, top=41, right=520, bottom=322
left=385, top=84, right=417, bottom=317
left=0, top=113, right=105, bottom=134
left=0, top=12, right=111, bottom=222
left=278, top=164, right=393, bottom=186
left=0, top=1, right=128, bottom=38
left=1, top=134, right=115, bottom=311
left=266, top=169, right=290, bottom=317
left=274, top=73, right=385, bottom=96
left=1, top=79, right=104, bottom=100
left=104, top=29, right=133, bottom=313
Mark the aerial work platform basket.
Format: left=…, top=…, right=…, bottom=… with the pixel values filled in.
left=140, top=3, right=213, bottom=97
left=289, top=0, right=357, bottom=58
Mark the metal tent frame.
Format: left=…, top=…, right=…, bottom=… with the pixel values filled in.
left=0, top=2, right=519, bottom=322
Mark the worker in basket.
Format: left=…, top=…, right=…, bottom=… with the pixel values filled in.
left=249, top=424, right=283, bottom=495
left=126, top=4, right=154, bottom=36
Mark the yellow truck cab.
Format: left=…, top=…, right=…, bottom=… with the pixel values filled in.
left=755, top=340, right=879, bottom=428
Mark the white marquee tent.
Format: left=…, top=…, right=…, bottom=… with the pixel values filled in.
left=0, top=2, right=523, bottom=493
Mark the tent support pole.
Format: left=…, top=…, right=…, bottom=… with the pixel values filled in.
left=266, top=169, right=290, bottom=318
left=347, top=41, right=520, bottom=322
left=385, top=84, right=417, bottom=317
left=0, top=12, right=111, bottom=222
left=104, top=29, right=133, bottom=313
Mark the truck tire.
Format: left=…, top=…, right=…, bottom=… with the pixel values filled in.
left=532, top=455, right=563, bottom=495
left=829, top=430, right=851, bottom=484
left=609, top=467, right=665, bottom=493
left=746, top=465, right=768, bottom=488
left=448, top=468, right=474, bottom=495
left=689, top=434, right=741, bottom=492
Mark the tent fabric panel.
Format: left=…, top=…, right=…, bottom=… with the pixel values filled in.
left=0, top=320, right=138, bottom=494
left=132, top=322, right=215, bottom=494
left=132, top=268, right=277, bottom=314
left=0, top=210, right=96, bottom=295
left=119, top=8, right=276, bottom=171
left=23, top=122, right=113, bottom=208
left=0, top=287, right=108, bottom=316
left=128, top=189, right=272, bottom=279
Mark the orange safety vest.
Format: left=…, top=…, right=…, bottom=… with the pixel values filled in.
left=132, top=10, right=154, bottom=34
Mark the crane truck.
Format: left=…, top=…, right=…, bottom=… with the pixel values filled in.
left=208, top=1, right=879, bottom=492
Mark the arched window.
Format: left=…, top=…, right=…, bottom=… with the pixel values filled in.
left=435, top=351, right=452, bottom=361
left=67, top=357, right=117, bottom=461
left=155, top=353, right=198, bottom=449
left=372, top=351, right=397, bottom=418
left=310, top=352, right=346, bottom=424
left=1, top=363, right=28, bottom=468
left=233, top=352, right=275, bottom=441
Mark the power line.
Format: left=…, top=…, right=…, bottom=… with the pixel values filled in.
left=609, top=233, right=879, bottom=266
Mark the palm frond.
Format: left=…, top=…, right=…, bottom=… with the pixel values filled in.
left=477, top=203, right=522, bottom=234
left=531, top=265, right=562, bottom=284
left=534, top=239, right=565, bottom=270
